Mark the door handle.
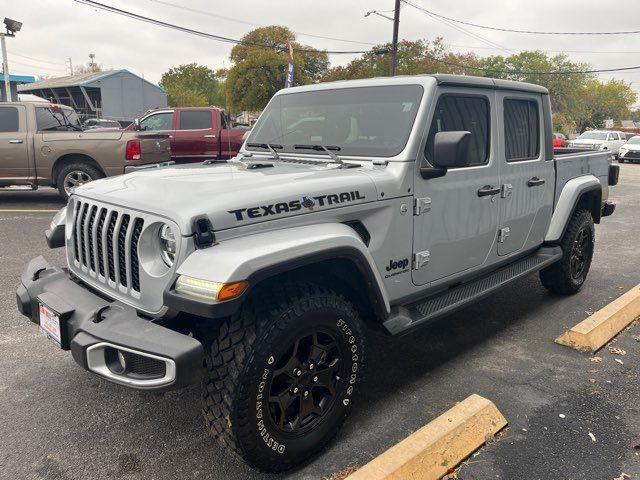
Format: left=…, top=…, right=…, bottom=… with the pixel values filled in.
left=477, top=185, right=501, bottom=197
left=9, top=139, right=23, bottom=144
left=203, top=134, right=217, bottom=138
left=527, top=177, right=546, bottom=187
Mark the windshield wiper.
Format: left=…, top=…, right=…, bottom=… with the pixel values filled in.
left=246, top=142, right=283, bottom=161
left=294, top=144, right=344, bottom=167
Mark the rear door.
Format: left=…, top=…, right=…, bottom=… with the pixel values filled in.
left=174, top=110, right=219, bottom=162
left=412, top=89, right=500, bottom=286
left=496, top=93, right=554, bottom=257
left=0, top=105, right=30, bottom=183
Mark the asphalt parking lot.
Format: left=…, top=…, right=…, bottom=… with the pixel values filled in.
left=1, top=165, right=639, bottom=480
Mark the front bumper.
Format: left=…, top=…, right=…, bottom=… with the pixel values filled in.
left=16, top=256, right=203, bottom=390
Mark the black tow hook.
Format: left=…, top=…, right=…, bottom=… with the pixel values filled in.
left=93, top=305, right=110, bottom=324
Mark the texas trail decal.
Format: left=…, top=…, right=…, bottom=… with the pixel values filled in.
left=228, top=191, right=365, bottom=221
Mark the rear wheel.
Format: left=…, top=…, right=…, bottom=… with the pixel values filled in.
left=618, top=157, right=625, bottom=163
left=56, top=162, right=104, bottom=200
left=200, top=283, right=365, bottom=472
left=540, top=209, right=595, bottom=295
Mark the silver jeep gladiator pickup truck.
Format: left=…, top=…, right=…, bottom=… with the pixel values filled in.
left=17, top=74, right=618, bottom=472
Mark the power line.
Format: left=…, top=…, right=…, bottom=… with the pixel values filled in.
left=8, top=58, right=67, bottom=72
left=426, top=54, right=640, bottom=75
left=73, top=0, right=377, bottom=55
left=10, top=52, right=66, bottom=66
left=421, top=7, right=512, bottom=54
left=145, top=0, right=377, bottom=46
left=403, top=0, right=640, bottom=36
left=447, top=43, right=640, bottom=55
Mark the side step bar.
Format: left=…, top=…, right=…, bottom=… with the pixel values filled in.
left=383, top=246, right=563, bottom=335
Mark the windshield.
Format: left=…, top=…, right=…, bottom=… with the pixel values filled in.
left=626, top=136, right=640, bottom=144
left=578, top=131, right=607, bottom=141
left=36, top=106, right=82, bottom=131
left=246, top=85, right=424, bottom=157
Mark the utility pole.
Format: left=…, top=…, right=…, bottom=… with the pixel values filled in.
left=1, top=18, right=22, bottom=102
left=66, top=57, right=74, bottom=76
left=390, top=0, right=401, bottom=76
left=1, top=33, right=10, bottom=101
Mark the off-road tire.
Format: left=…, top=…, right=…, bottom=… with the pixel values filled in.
left=540, top=209, right=595, bottom=295
left=200, top=283, right=365, bottom=472
left=56, top=162, right=104, bottom=200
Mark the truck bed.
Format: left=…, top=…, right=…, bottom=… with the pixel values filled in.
left=553, top=150, right=611, bottom=205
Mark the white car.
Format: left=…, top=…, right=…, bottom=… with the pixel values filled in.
left=568, top=130, right=626, bottom=157
left=618, top=135, right=640, bottom=163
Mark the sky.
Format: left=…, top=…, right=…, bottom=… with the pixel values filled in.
left=5, top=0, right=640, bottom=107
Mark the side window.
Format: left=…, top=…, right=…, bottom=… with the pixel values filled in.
left=0, top=107, right=19, bottom=133
left=504, top=99, right=540, bottom=162
left=425, top=95, right=490, bottom=167
left=139, top=112, right=173, bottom=131
left=179, top=111, right=212, bottom=130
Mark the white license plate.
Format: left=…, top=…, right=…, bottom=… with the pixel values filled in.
left=39, top=303, right=62, bottom=348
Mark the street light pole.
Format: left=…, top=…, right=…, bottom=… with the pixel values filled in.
left=390, top=0, right=401, bottom=76
left=1, top=33, right=11, bottom=102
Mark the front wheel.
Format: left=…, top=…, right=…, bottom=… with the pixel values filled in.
left=540, top=209, right=595, bottom=295
left=200, top=283, right=365, bottom=472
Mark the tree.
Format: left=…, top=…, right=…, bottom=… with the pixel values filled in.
left=159, top=63, right=224, bottom=108
left=322, top=38, right=483, bottom=82
left=573, top=79, right=637, bottom=131
left=225, top=26, right=329, bottom=112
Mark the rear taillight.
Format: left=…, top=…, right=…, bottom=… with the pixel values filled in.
left=125, top=140, right=141, bottom=161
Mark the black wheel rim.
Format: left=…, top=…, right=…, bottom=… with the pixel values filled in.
left=570, top=227, right=591, bottom=280
left=267, top=330, right=342, bottom=436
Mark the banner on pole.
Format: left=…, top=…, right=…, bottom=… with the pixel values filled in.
left=284, top=42, right=294, bottom=88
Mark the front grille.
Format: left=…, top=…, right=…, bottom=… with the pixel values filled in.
left=71, top=201, right=143, bottom=293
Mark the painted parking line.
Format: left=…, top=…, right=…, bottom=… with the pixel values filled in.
left=346, top=394, right=507, bottom=480
left=556, top=283, right=640, bottom=353
left=0, top=209, right=59, bottom=213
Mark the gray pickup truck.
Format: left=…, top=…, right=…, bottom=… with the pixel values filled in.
left=17, top=75, right=618, bottom=472
left=0, top=101, right=171, bottom=198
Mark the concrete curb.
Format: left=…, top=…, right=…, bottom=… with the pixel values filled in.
left=556, top=283, right=640, bottom=353
left=345, top=394, right=507, bottom=480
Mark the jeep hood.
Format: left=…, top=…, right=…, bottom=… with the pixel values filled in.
left=75, top=161, right=378, bottom=233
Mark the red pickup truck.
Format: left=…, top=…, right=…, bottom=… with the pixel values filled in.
left=129, top=107, right=247, bottom=163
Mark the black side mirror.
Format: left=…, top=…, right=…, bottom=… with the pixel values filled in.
left=433, top=131, right=472, bottom=168
left=421, top=131, right=472, bottom=179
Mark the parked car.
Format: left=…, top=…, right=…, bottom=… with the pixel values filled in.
left=553, top=132, right=567, bottom=148
left=82, top=118, right=122, bottom=129
left=567, top=130, right=626, bottom=157
left=617, top=135, right=640, bottom=163
left=18, top=75, right=618, bottom=472
left=128, top=107, right=247, bottom=162
left=0, top=102, right=171, bottom=199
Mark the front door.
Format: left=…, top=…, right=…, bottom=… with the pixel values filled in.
left=496, top=93, right=554, bottom=256
left=412, top=89, right=500, bottom=286
left=0, top=105, right=30, bottom=183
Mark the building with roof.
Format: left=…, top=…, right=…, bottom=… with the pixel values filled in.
left=0, top=73, right=35, bottom=102
left=18, top=69, right=167, bottom=124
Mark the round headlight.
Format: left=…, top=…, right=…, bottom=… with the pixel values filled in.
left=159, top=224, right=176, bottom=266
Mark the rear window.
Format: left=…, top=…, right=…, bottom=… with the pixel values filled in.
left=36, top=107, right=81, bottom=131
left=504, top=99, right=540, bottom=162
left=0, top=106, right=19, bottom=132
left=180, top=111, right=212, bottom=130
